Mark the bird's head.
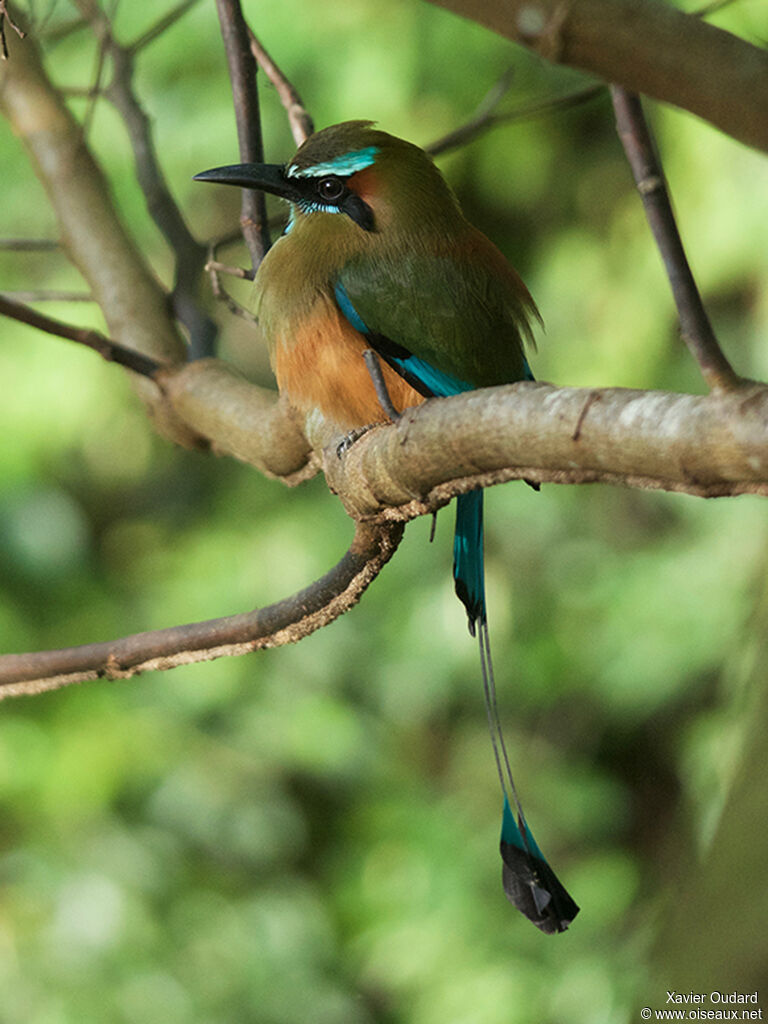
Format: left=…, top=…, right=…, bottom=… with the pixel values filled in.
left=194, top=121, right=462, bottom=236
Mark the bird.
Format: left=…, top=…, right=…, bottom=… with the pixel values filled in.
left=195, top=121, right=579, bottom=933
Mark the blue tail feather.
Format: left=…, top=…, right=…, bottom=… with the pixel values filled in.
left=336, top=277, right=578, bottom=930
left=453, top=490, right=486, bottom=632
left=454, top=489, right=579, bottom=933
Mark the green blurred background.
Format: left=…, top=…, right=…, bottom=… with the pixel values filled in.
left=2, top=1, right=768, bottom=1021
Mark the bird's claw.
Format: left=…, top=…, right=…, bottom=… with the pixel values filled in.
left=336, top=423, right=376, bottom=458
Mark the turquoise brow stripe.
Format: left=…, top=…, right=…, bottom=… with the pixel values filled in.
left=288, top=146, right=379, bottom=179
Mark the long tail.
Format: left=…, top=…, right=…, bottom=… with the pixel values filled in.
left=453, top=490, right=579, bottom=933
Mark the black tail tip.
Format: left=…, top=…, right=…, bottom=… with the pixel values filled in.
left=501, top=841, right=580, bottom=934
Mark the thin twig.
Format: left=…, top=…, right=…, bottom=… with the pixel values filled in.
left=694, top=0, right=741, bottom=17
left=205, top=232, right=255, bottom=281
left=247, top=26, right=314, bottom=146
left=205, top=246, right=259, bottom=323
left=129, top=0, right=202, bottom=53
left=82, top=20, right=109, bottom=139
left=610, top=86, right=741, bottom=391
left=0, top=521, right=404, bottom=696
left=0, top=294, right=162, bottom=377
left=0, top=238, right=60, bottom=250
left=215, top=0, right=271, bottom=267
left=428, top=82, right=604, bottom=156
left=210, top=281, right=259, bottom=324
left=204, top=232, right=258, bottom=320
left=4, top=290, right=94, bottom=302
left=0, top=0, right=26, bottom=60
left=59, top=85, right=103, bottom=97
left=427, top=64, right=517, bottom=155
left=205, top=259, right=251, bottom=279
left=475, top=64, right=518, bottom=118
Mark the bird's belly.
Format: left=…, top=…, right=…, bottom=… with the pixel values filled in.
left=271, top=297, right=424, bottom=430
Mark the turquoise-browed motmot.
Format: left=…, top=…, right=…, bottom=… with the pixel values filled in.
left=195, top=121, right=578, bottom=933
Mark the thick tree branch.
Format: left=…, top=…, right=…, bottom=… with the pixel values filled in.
left=423, top=0, right=768, bottom=153
left=159, top=359, right=316, bottom=483
left=157, top=362, right=768, bottom=504
left=318, top=382, right=768, bottom=515
left=3, top=285, right=766, bottom=499
left=0, top=521, right=404, bottom=697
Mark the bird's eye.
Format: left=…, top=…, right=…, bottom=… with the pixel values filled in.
left=317, top=176, right=344, bottom=202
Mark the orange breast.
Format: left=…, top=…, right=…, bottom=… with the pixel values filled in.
left=272, top=296, right=425, bottom=430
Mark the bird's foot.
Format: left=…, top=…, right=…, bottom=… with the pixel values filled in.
left=336, top=423, right=378, bottom=458
left=363, top=349, right=402, bottom=423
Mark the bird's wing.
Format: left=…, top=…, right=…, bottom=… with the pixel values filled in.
left=336, top=235, right=537, bottom=393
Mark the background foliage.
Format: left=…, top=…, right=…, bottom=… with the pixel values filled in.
left=1, top=1, right=768, bottom=1021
